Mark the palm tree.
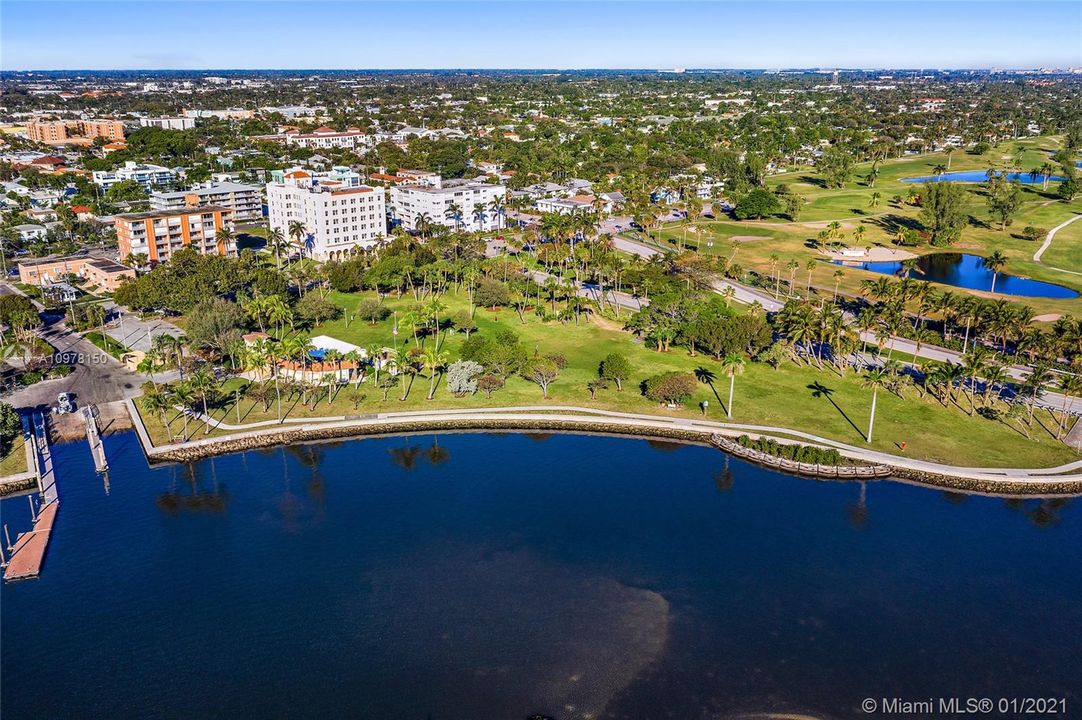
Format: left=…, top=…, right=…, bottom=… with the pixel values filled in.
left=721, top=353, right=745, bottom=419
left=288, top=220, right=308, bottom=258
left=422, top=347, right=449, bottom=400
left=444, top=202, right=463, bottom=231
left=471, top=202, right=487, bottom=232
left=188, top=367, right=218, bottom=434
left=267, top=227, right=287, bottom=270
left=983, top=251, right=1008, bottom=293
left=415, top=212, right=433, bottom=238
left=170, top=382, right=195, bottom=440
left=868, top=192, right=881, bottom=209
left=488, top=197, right=506, bottom=230
left=215, top=226, right=233, bottom=254
left=140, top=383, right=174, bottom=441
left=861, top=367, right=890, bottom=443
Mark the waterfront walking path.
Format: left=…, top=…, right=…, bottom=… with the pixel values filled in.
left=127, top=400, right=1082, bottom=488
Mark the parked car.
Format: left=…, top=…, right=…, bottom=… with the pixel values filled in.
left=56, top=392, right=75, bottom=414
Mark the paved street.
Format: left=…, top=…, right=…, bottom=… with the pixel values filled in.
left=0, top=283, right=146, bottom=413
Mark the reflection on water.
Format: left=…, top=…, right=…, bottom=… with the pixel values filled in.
left=833, top=252, right=1078, bottom=298
left=2, top=432, right=1081, bottom=720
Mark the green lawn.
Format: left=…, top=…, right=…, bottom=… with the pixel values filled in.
left=0, top=436, right=28, bottom=477
left=85, top=331, right=127, bottom=358
left=646, top=137, right=1082, bottom=318
left=140, top=289, right=1078, bottom=469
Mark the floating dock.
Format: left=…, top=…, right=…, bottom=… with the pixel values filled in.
left=83, top=405, right=108, bottom=473
left=3, top=412, right=59, bottom=582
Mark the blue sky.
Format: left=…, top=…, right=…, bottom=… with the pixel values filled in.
left=3, top=1, right=1080, bottom=70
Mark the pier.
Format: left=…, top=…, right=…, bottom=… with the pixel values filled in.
left=83, top=405, right=109, bottom=474
left=3, top=412, right=59, bottom=582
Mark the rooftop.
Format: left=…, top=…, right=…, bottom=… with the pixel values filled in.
left=114, top=205, right=232, bottom=221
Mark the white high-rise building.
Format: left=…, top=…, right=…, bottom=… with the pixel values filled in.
left=266, top=169, right=387, bottom=261
left=390, top=181, right=506, bottom=233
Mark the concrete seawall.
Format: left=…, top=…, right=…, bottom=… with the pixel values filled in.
left=125, top=399, right=1082, bottom=498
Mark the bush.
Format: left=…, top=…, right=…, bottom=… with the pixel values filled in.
left=643, top=372, right=697, bottom=406
left=474, top=278, right=511, bottom=308
left=0, top=402, right=19, bottom=454
left=736, top=435, right=844, bottom=465
left=477, top=373, right=505, bottom=397
left=358, top=298, right=391, bottom=324
left=446, top=360, right=483, bottom=396
left=1021, top=226, right=1048, bottom=242
left=295, top=293, right=341, bottom=326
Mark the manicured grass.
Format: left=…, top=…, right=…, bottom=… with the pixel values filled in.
left=648, top=137, right=1082, bottom=318
left=139, top=290, right=1078, bottom=468
left=0, top=436, right=28, bottom=478
left=85, top=331, right=127, bottom=359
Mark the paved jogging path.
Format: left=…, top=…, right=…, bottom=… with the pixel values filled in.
left=131, top=401, right=1082, bottom=484
left=1032, top=212, right=1082, bottom=276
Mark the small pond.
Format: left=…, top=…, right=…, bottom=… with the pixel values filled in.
left=833, top=252, right=1079, bottom=298
left=902, top=170, right=1065, bottom=184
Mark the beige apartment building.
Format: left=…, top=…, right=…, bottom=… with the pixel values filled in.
left=27, top=119, right=125, bottom=145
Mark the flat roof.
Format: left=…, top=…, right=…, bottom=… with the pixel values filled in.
left=151, top=182, right=259, bottom=199
left=114, top=205, right=232, bottom=221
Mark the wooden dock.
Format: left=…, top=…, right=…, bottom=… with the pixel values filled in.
left=3, top=413, right=59, bottom=582
left=82, top=405, right=108, bottom=473
left=3, top=502, right=58, bottom=581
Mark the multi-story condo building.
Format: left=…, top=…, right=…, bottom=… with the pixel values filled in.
left=139, top=116, right=197, bottom=130
left=390, top=180, right=506, bottom=232
left=150, top=181, right=262, bottom=222
left=283, top=126, right=371, bottom=150
left=27, top=119, right=125, bottom=145
left=114, top=206, right=234, bottom=264
left=266, top=169, right=386, bottom=261
left=92, top=161, right=176, bottom=190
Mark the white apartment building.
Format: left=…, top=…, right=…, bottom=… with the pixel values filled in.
left=150, top=181, right=263, bottom=222
left=266, top=169, right=386, bottom=261
left=283, top=126, right=371, bottom=151
left=92, top=161, right=176, bottom=190
left=390, top=181, right=507, bottom=233
left=139, top=116, right=197, bottom=130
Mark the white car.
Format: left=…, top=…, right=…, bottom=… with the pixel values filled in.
left=56, top=392, right=75, bottom=414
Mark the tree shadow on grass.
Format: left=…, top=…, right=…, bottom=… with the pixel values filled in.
left=695, top=367, right=723, bottom=410
left=808, top=381, right=864, bottom=441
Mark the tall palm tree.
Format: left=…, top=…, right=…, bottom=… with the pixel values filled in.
left=188, top=367, right=218, bottom=434
left=288, top=220, right=308, bottom=258
left=444, top=202, right=463, bottom=232
left=422, top=347, right=449, bottom=400
left=861, top=367, right=890, bottom=443
left=170, top=382, right=195, bottom=440
left=267, top=227, right=287, bottom=270
left=983, top=251, right=1008, bottom=293
left=721, top=353, right=745, bottom=419
left=488, top=197, right=506, bottom=230
left=140, top=383, right=173, bottom=441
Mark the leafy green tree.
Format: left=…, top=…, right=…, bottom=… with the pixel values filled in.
left=733, top=188, right=781, bottom=220
left=643, top=372, right=697, bottom=406
left=521, top=356, right=559, bottom=398
left=599, top=352, right=631, bottom=390
left=919, top=182, right=968, bottom=246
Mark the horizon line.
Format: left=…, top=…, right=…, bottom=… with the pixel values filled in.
left=4, top=66, right=1079, bottom=73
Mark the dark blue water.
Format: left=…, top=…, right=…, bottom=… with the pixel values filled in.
left=834, top=252, right=1079, bottom=298
left=903, top=170, right=1065, bottom=184
left=3, top=432, right=1081, bottom=719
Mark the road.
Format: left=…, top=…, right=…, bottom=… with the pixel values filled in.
left=0, top=282, right=146, bottom=412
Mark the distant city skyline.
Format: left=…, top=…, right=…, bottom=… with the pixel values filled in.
left=2, top=1, right=1080, bottom=71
